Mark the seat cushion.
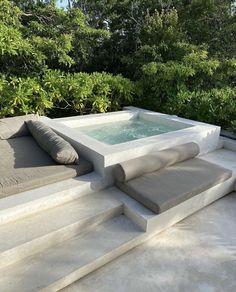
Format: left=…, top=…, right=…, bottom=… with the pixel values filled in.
left=0, top=114, right=38, bottom=140
left=117, top=158, right=232, bottom=214
left=114, top=142, right=200, bottom=182
left=0, top=136, right=93, bottom=198
left=26, top=120, right=79, bottom=164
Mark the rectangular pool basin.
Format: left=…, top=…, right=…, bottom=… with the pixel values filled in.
left=44, top=107, right=220, bottom=176
left=78, top=117, right=192, bottom=145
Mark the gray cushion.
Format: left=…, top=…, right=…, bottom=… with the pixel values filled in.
left=114, top=142, right=200, bottom=182
left=0, top=114, right=38, bottom=140
left=0, top=136, right=93, bottom=198
left=117, top=158, right=232, bottom=214
left=27, top=120, right=78, bottom=164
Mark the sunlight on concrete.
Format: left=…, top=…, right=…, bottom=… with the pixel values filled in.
left=63, top=192, right=236, bottom=292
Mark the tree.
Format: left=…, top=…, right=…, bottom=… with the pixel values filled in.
left=0, top=0, right=110, bottom=76
left=0, top=0, right=135, bottom=117
left=0, top=0, right=235, bottom=131
left=176, top=0, right=236, bottom=59
left=129, top=8, right=236, bottom=128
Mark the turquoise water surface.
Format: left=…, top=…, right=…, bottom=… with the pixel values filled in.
left=78, top=118, right=191, bottom=145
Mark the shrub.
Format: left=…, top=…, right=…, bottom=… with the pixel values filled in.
left=231, top=121, right=236, bottom=134
left=0, top=71, right=135, bottom=118
left=0, top=75, right=51, bottom=117
left=135, top=53, right=236, bottom=128
left=165, top=87, right=236, bottom=128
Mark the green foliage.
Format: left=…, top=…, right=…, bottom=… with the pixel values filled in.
left=0, top=75, right=51, bottom=117
left=177, top=0, right=236, bottom=58
left=0, top=0, right=132, bottom=117
left=0, top=71, right=134, bottom=118
left=166, top=87, right=236, bottom=128
left=43, top=70, right=134, bottom=114
left=0, top=0, right=235, bottom=132
left=0, top=0, right=110, bottom=75
left=0, top=0, right=22, bottom=27
left=129, top=7, right=236, bottom=130
left=232, top=121, right=236, bottom=134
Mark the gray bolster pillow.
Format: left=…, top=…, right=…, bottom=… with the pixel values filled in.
left=26, top=120, right=79, bottom=165
left=114, top=142, right=200, bottom=182
left=0, top=114, right=38, bottom=140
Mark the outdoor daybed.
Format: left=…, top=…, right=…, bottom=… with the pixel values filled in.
left=115, top=142, right=232, bottom=214
left=0, top=115, right=93, bottom=198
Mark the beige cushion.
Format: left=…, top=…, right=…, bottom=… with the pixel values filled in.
left=114, top=142, right=200, bottom=182
left=0, top=136, right=93, bottom=198
left=117, top=158, right=232, bottom=214
left=0, top=114, right=38, bottom=139
left=27, top=120, right=79, bottom=165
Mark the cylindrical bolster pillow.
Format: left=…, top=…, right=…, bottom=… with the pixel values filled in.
left=114, top=142, right=200, bottom=182
left=26, top=120, right=79, bottom=165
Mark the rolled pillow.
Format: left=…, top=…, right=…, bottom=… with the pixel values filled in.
left=26, top=120, right=79, bottom=165
left=0, top=114, right=37, bottom=140
left=114, top=142, right=200, bottom=182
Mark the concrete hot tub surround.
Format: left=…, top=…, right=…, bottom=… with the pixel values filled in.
left=42, top=107, right=221, bottom=179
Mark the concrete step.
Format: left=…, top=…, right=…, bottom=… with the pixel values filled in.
left=110, top=187, right=155, bottom=231
left=0, top=216, right=143, bottom=292
left=222, top=137, right=236, bottom=151
left=0, top=190, right=123, bottom=269
left=0, top=172, right=105, bottom=225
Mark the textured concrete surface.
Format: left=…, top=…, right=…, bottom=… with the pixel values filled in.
left=0, top=190, right=123, bottom=269
left=0, top=172, right=104, bottom=225
left=201, top=148, right=236, bottom=176
left=0, top=216, right=142, bottom=291
left=64, top=192, right=236, bottom=292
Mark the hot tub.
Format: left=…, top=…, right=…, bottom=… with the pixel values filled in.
left=78, top=116, right=193, bottom=145
left=43, top=107, right=221, bottom=176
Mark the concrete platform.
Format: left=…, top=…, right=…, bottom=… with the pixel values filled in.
left=0, top=216, right=143, bottom=291
left=0, top=141, right=235, bottom=291
left=64, top=192, right=236, bottom=292
left=0, top=191, right=123, bottom=269
left=0, top=172, right=105, bottom=225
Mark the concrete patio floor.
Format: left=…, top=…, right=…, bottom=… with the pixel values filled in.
left=64, top=191, right=236, bottom=292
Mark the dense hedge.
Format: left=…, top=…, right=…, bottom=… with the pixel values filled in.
left=0, top=71, right=134, bottom=117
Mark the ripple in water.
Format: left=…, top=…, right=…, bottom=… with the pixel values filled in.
left=78, top=118, right=190, bottom=145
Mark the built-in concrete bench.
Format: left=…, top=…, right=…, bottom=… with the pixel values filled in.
left=115, top=143, right=232, bottom=214
left=0, top=115, right=93, bottom=198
